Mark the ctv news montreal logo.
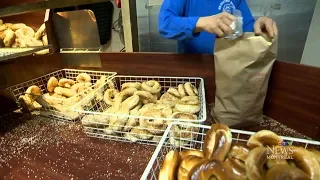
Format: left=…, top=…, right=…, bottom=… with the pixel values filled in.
left=267, top=141, right=294, bottom=160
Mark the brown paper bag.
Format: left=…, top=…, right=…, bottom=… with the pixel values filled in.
left=212, top=32, right=277, bottom=128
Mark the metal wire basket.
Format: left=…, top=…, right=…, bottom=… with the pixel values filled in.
left=8, top=69, right=117, bottom=121
left=140, top=122, right=320, bottom=180
left=73, top=75, right=206, bottom=145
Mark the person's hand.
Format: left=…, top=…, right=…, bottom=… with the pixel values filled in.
left=254, top=17, right=278, bottom=38
left=195, top=12, right=236, bottom=37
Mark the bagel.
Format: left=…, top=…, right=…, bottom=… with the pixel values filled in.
left=0, top=24, right=7, bottom=32
left=265, top=164, right=310, bottom=180
left=107, top=106, right=130, bottom=132
left=103, top=89, right=120, bottom=106
left=151, top=136, right=162, bottom=143
left=159, top=150, right=181, bottom=180
left=42, top=93, right=57, bottom=106
left=47, top=77, right=58, bottom=92
left=42, top=35, right=48, bottom=45
left=178, top=155, right=205, bottom=180
left=203, top=123, right=232, bottom=161
left=131, top=101, right=143, bottom=111
left=179, top=150, right=204, bottom=160
left=107, top=80, right=116, bottom=89
left=24, top=37, right=43, bottom=47
left=134, top=90, right=156, bottom=104
left=113, top=88, right=138, bottom=109
left=81, top=114, right=108, bottom=127
left=188, top=160, right=227, bottom=180
left=19, top=95, right=42, bottom=111
left=152, top=104, right=173, bottom=118
left=245, top=146, right=268, bottom=180
left=15, top=26, right=35, bottom=38
left=184, top=82, right=198, bottom=96
left=139, top=103, right=155, bottom=114
left=224, top=144, right=250, bottom=180
left=266, top=159, right=288, bottom=169
left=178, top=84, right=187, bottom=97
left=121, top=95, right=140, bottom=110
left=35, top=23, right=46, bottom=40
left=11, top=41, right=18, bottom=48
left=126, top=126, right=153, bottom=142
left=3, top=29, right=15, bottom=47
left=169, top=137, right=189, bottom=147
left=76, top=73, right=91, bottom=83
left=51, top=104, right=80, bottom=119
left=155, top=92, right=161, bottom=99
left=175, top=96, right=200, bottom=114
left=167, top=87, right=181, bottom=98
left=170, top=113, right=198, bottom=140
left=119, top=87, right=138, bottom=99
left=159, top=92, right=180, bottom=108
left=247, top=130, right=283, bottom=149
left=121, top=82, right=141, bottom=91
left=52, top=93, right=67, bottom=100
left=309, top=149, right=320, bottom=164
left=62, top=95, right=82, bottom=106
left=54, top=87, right=76, bottom=97
left=141, top=80, right=161, bottom=94
left=171, top=123, right=198, bottom=140
left=9, top=23, right=27, bottom=31
left=18, top=95, right=36, bottom=112
left=25, top=85, right=42, bottom=100
left=71, top=83, right=89, bottom=94
left=227, top=143, right=250, bottom=164
left=224, top=157, right=247, bottom=180
left=123, top=110, right=140, bottom=132
left=284, top=146, right=320, bottom=179
left=170, top=112, right=197, bottom=121
left=94, top=75, right=107, bottom=90
left=140, top=109, right=166, bottom=134
left=58, top=78, right=75, bottom=88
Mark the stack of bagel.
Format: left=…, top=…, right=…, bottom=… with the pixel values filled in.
left=18, top=85, right=42, bottom=112
left=0, top=20, right=49, bottom=55
left=160, top=123, right=320, bottom=180
left=82, top=80, right=202, bottom=143
left=19, top=73, right=106, bottom=119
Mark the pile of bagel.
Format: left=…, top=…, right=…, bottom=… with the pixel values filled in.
left=19, top=73, right=106, bottom=119
left=0, top=20, right=48, bottom=55
left=159, top=123, right=320, bottom=180
left=81, top=80, right=201, bottom=143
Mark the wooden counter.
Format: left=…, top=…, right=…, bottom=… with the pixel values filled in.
left=0, top=108, right=314, bottom=179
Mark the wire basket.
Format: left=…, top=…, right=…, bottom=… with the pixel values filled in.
left=140, top=122, right=320, bottom=180
left=8, top=69, right=117, bottom=122
left=73, top=75, right=206, bottom=145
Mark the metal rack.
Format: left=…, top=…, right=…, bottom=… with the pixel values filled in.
left=141, top=122, right=320, bottom=180
left=8, top=69, right=117, bottom=122
left=73, top=75, right=207, bottom=145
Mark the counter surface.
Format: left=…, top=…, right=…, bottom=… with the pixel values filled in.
left=0, top=105, right=313, bottom=180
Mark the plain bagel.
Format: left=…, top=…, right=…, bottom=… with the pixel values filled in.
left=76, top=73, right=91, bottom=83
left=47, top=77, right=58, bottom=93
left=175, top=96, right=200, bottom=114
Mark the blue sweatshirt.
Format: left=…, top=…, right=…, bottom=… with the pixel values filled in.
left=158, top=0, right=255, bottom=54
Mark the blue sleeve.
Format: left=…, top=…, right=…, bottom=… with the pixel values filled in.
left=158, top=0, right=200, bottom=40
left=236, top=0, right=255, bottom=32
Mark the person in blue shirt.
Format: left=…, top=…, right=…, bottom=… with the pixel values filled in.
left=158, top=0, right=278, bottom=54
